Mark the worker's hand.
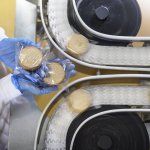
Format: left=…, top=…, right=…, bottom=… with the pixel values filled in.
left=17, top=63, right=49, bottom=84
left=11, top=74, right=58, bottom=95
left=18, top=58, right=76, bottom=85
left=0, top=38, right=76, bottom=95
left=12, top=58, right=76, bottom=95
left=0, top=38, right=38, bottom=70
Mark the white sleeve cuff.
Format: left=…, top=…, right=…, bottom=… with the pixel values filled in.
left=0, top=27, right=8, bottom=41
left=0, top=74, right=22, bottom=102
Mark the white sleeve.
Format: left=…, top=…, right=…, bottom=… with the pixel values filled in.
left=0, top=27, right=8, bottom=41
left=0, top=74, right=22, bottom=103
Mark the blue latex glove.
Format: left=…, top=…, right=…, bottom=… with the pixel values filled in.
left=11, top=74, right=58, bottom=95
left=18, top=63, right=49, bottom=84
left=18, top=58, right=76, bottom=85
left=0, top=38, right=57, bottom=95
left=0, top=38, right=76, bottom=95
left=13, top=58, right=75, bottom=95
left=0, top=38, right=39, bottom=70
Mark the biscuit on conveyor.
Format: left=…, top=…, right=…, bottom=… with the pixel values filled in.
left=67, top=89, right=92, bottom=113
left=19, top=46, right=43, bottom=71
left=67, top=34, right=89, bottom=57
left=44, top=63, right=65, bottom=85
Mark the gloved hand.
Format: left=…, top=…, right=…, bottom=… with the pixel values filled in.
left=0, top=38, right=38, bottom=70
left=12, top=58, right=76, bottom=95
left=0, top=38, right=55, bottom=95
left=18, top=58, right=76, bottom=85
left=0, top=38, right=76, bottom=95
left=11, top=74, right=58, bottom=95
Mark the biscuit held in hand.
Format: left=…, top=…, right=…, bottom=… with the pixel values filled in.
left=19, top=46, right=43, bottom=71
left=44, top=63, right=65, bottom=86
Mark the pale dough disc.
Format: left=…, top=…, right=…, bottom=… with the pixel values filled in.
left=67, top=34, right=89, bottom=57
left=19, top=46, right=43, bottom=71
left=44, top=63, right=65, bottom=85
left=67, top=89, right=92, bottom=113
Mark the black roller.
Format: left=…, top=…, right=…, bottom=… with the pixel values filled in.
left=68, top=0, right=141, bottom=46
left=66, top=106, right=149, bottom=150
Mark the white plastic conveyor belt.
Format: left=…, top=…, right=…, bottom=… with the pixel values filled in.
left=40, top=84, right=150, bottom=149
left=34, top=74, right=150, bottom=150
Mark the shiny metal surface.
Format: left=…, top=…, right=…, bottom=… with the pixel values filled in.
left=26, top=0, right=40, bottom=6
left=0, top=62, right=9, bottom=79
left=15, top=0, right=37, bottom=42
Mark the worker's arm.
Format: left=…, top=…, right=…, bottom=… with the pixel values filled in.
left=0, top=28, right=22, bottom=102
left=0, top=74, right=20, bottom=148
left=0, top=74, right=22, bottom=102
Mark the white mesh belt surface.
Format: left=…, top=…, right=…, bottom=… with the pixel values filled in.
left=44, top=101, right=78, bottom=150
left=85, top=85, right=150, bottom=105
left=47, top=0, right=150, bottom=66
